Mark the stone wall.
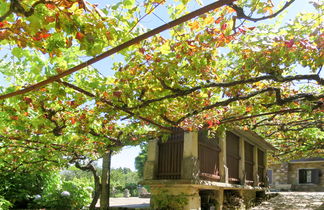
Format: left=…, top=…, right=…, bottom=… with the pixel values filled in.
left=269, top=161, right=324, bottom=192
left=270, top=163, right=289, bottom=185
left=150, top=185, right=201, bottom=210
left=288, top=162, right=324, bottom=192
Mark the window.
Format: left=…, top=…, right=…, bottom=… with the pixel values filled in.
left=298, top=169, right=321, bottom=184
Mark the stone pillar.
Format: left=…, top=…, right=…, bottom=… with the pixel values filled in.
left=219, top=130, right=228, bottom=183
left=253, top=146, right=259, bottom=186
left=239, top=137, right=245, bottom=185
left=150, top=186, right=201, bottom=210
left=264, top=150, right=268, bottom=186
left=181, top=132, right=199, bottom=180
left=144, top=139, right=159, bottom=180
left=240, top=190, right=256, bottom=208
left=186, top=191, right=201, bottom=210
left=214, top=189, right=224, bottom=210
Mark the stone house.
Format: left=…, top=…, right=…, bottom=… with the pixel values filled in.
left=268, top=158, right=324, bottom=192
left=142, top=128, right=276, bottom=209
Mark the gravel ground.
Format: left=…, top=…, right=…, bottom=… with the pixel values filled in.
left=102, top=192, right=324, bottom=209
left=252, top=192, right=324, bottom=210
left=110, top=197, right=150, bottom=208
left=95, top=197, right=150, bottom=208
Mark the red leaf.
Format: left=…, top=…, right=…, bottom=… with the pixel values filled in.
left=23, top=97, right=33, bottom=104
left=105, top=31, right=112, bottom=40
left=46, top=4, right=56, bottom=10
left=221, top=23, right=227, bottom=30
left=113, top=91, right=122, bottom=98
left=45, top=16, right=56, bottom=23
left=207, top=120, right=213, bottom=128
left=215, top=17, right=223, bottom=24
left=71, top=117, right=76, bottom=124
left=41, top=33, right=51, bottom=39
left=0, top=22, right=4, bottom=28
left=284, top=39, right=294, bottom=48
left=76, top=32, right=85, bottom=41
left=32, top=35, right=42, bottom=41
left=238, top=28, right=246, bottom=34
left=139, top=48, right=145, bottom=54
left=10, top=116, right=19, bottom=120
left=145, top=54, right=153, bottom=60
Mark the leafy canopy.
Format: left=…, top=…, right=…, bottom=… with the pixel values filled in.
left=0, top=0, right=323, bottom=171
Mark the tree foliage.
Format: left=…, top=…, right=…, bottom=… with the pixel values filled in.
left=110, top=167, right=139, bottom=197
left=0, top=0, right=323, bottom=177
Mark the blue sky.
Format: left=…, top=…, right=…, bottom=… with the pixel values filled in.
left=0, top=0, right=320, bottom=171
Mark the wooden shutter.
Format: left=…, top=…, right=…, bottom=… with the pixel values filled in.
left=157, top=128, right=184, bottom=179
left=258, top=149, right=265, bottom=182
left=244, top=142, right=254, bottom=182
left=311, top=169, right=321, bottom=184
left=299, top=169, right=307, bottom=184
left=226, top=131, right=240, bottom=182
left=198, top=130, right=220, bottom=181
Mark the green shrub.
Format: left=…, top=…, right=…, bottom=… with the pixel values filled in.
left=125, top=183, right=138, bottom=197
left=0, top=168, right=92, bottom=209
left=30, top=175, right=91, bottom=209
left=112, top=192, right=124, bottom=198
left=0, top=195, right=12, bottom=210
left=0, top=170, right=53, bottom=209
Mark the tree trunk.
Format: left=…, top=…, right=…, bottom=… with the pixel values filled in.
left=89, top=169, right=101, bottom=210
left=100, top=151, right=112, bottom=210
left=74, top=160, right=101, bottom=210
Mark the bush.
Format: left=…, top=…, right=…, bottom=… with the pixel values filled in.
left=125, top=183, right=138, bottom=197
left=31, top=174, right=91, bottom=209
left=0, top=196, right=12, bottom=210
left=0, top=168, right=92, bottom=209
left=0, top=170, right=52, bottom=209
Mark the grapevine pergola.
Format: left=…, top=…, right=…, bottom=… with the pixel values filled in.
left=0, top=0, right=323, bottom=207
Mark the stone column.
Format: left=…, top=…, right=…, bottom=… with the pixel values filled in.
left=143, top=139, right=159, bottom=180
left=218, top=130, right=228, bottom=183
left=240, top=190, right=256, bottom=208
left=181, top=131, right=199, bottom=180
left=150, top=186, right=200, bottom=210
left=214, top=189, right=224, bottom=210
left=253, top=146, right=259, bottom=186
left=264, top=150, right=268, bottom=186
left=239, top=137, right=245, bottom=185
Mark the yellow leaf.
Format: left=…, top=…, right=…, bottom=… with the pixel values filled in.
left=263, top=7, right=273, bottom=14
left=189, top=21, right=200, bottom=31
left=225, top=6, right=236, bottom=14
left=204, top=16, right=214, bottom=25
